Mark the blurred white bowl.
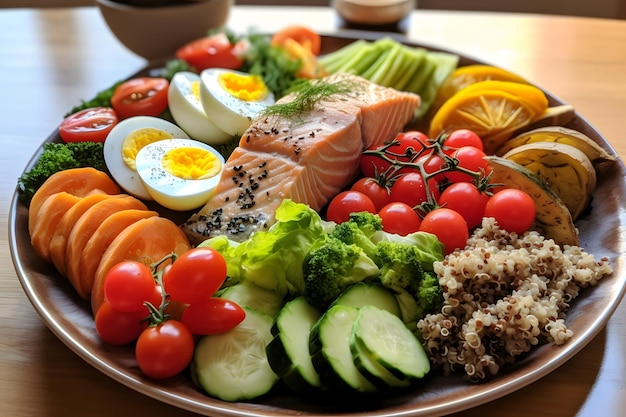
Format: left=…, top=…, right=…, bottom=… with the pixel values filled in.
left=96, top=0, right=233, bottom=61
left=334, top=0, right=415, bottom=25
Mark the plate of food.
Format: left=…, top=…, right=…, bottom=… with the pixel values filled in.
left=9, top=28, right=626, bottom=417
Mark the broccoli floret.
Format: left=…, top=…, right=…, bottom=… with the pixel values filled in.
left=304, top=236, right=380, bottom=310
left=411, top=271, right=444, bottom=319
left=17, top=141, right=107, bottom=205
left=373, top=240, right=425, bottom=291
left=330, top=211, right=382, bottom=258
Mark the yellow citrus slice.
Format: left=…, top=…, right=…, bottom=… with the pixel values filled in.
left=429, top=81, right=549, bottom=154
left=432, top=64, right=530, bottom=113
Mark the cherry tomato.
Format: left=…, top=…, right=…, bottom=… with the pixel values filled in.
left=445, top=145, right=491, bottom=184
left=359, top=131, right=430, bottom=178
left=181, top=297, right=246, bottom=335
left=442, top=129, right=484, bottom=154
left=111, top=77, right=169, bottom=119
left=103, top=260, right=157, bottom=313
left=437, top=182, right=490, bottom=229
left=163, top=248, right=227, bottom=305
left=483, top=188, right=536, bottom=235
left=419, top=208, right=469, bottom=254
left=326, top=190, right=376, bottom=224
left=176, top=33, right=244, bottom=71
left=378, top=202, right=422, bottom=236
left=59, top=107, right=118, bottom=143
left=94, top=301, right=147, bottom=346
left=417, top=152, right=447, bottom=183
left=271, top=25, right=322, bottom=55
left=135, top=320, right=194, bottom=379
left=389, top=172, right=440, bottom=209
left=350, top=177, right=392, bottom=212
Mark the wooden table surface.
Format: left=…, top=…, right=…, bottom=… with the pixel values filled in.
left=1, top=5, right=626, bottom=417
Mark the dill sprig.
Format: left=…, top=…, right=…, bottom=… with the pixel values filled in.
left=261, top=80, right=355, bottom=119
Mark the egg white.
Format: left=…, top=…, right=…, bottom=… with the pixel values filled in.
left=200, top=68, right=275, bottom=136
left=135, top=138, right=225, bottom=211
left=103, top=116, right=189, bottom=200
left=168, top=71, right=232, bottom=145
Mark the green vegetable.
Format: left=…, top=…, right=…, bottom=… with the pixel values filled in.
left=412, top=271, right=444, bottom=320
left=329, top=211, right=382, bottom=259
left=373, top=240, right=426, bottom=291
left=240, top=33, right=303, bottom=98
left=303, top=236, right=380, bottom=310
left=17, top=141, right=106, bottom=205
left=319, top=37, right=459, bottom=120
left=370, top=229, right=445, bottom=272
left=199, top=199, right=326, bottom=298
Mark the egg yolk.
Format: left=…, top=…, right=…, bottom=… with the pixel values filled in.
left=218, top=72, right=269, bottom=102
left=122, top=128, right=174, bottom=171
left=161, top=147, right=222, bottom=180
left=191, top=80, right=202, bottom=104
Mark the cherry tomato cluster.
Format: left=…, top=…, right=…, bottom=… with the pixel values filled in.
left=326, top=129, right=536, bottom=254
left=94, top=247, right=245, bottom=379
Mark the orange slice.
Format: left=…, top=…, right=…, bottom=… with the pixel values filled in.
left=429, top=80, right=549, bottom=153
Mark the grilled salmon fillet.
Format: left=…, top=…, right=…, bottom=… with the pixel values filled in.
left=181, top=73, right=420, bottom=245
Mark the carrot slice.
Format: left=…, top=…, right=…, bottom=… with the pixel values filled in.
left=48, top=193, right=116, bottom=277
left=90, top=216, right=191, bottom=315
left=77, top=208, right=159, bottom=300
left=28, top=167, right=120, bottom=236
left=65, top=195, right=149, bottom=299
left=30, top=192, right=82, bottom=262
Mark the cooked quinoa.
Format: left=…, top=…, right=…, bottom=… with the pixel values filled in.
left=416, top=217, right=613, bottom=381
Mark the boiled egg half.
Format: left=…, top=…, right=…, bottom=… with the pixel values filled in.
left=135, top=138, right=224, bottom=211
left=104, top=116, right=189, bottom=200
left=168, top=71, right=232, bottom=145
left=200, top=68, right=275, bottom=136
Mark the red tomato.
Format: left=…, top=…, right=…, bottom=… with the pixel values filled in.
left=389, top=172, right=440, bottom=209
left=135, top=320, right=195, bottom=379
left=181, top=297, right=246, bottom=335
left=104, top=260, right=157, bottom=313
left=163, top=248, right=227, bottom=305
left=359, top=131, right=430, bottom=178
left=59, top=107, right=118, bottom=143
left=378, top=202, right=422, bottom=236
left=351, top=177, right=392, bottom=212
left=417, top=152, right=447, bottom=183
left=94, top=301, right=147, bottom=346
left=176, top=33, right=244, bottom=71
left=110, top=77, right=169, bottom=119
left=419, top=208, right=469, bottom=254
left=271, top=25, right=322, bottom=55
left=445, top=145, right=491, bottom=184
left=437, top=182, right=490, bottom=229
left=326, top=190, right=376, bottom=224
left=483, top=188, right=536, bottom=234
left=442, top=129, right=484, bottom=154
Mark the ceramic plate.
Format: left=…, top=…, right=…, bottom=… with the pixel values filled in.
left=9, top=32, right=626, bottom=416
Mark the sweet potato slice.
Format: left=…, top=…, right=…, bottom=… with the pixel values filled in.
left=30, top=192, right=82, bottom=262
left=48, top=193, right=116, bottom=277
left=28, top=167, right=120, bottom=236
left=66, top=195, right=149, bottom=299
left=77, top=208, right=158, bottom=300
left=90, top=216, right=191, bottom=315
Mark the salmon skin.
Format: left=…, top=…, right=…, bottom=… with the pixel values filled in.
left=181, top=73, right=420, bottom=245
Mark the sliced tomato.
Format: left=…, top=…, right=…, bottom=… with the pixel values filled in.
left=175, top=33, right=244, bottom=71
left=59, top=107, right=118, bottom=143
left=110, top=77, right=169, bottom=119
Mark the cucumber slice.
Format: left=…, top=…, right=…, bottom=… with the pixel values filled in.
left=192, top=308, right=279, bottom=402
left=350, top=332, right=412, bottom=389
left=353, top=305, right=430, bottom=381
left=330, top=282, right=401, bottom=318
left=309, top=305, right=378, bottom=393
left=266, top=297, right=324, bottom=393
left=218, top=281, right=283, bottom=318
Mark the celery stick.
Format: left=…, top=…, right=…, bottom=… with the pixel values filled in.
left=405, top=55, right=437, bottom=94
left=360, top=39, right=398, bottom=80
left=379, top=45, right=420, bottom=88
left=368, top=42, right=404, bottom=86
left=394, top=47, right=427, bottom=92
left=319, top=39, right=369, bottom=73
left=337, top=42, right=384, bottom=75
left=414, top=52, right=459, bottom=119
